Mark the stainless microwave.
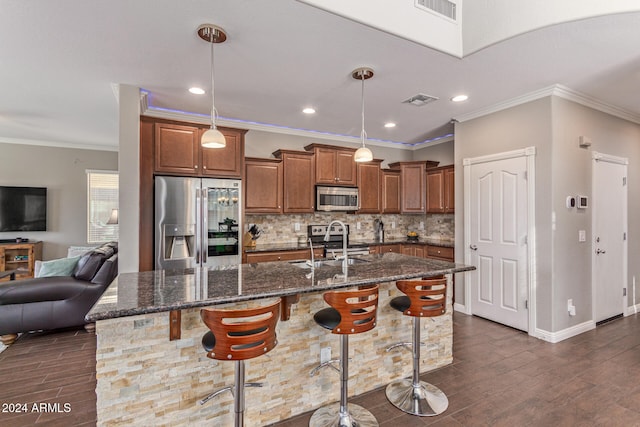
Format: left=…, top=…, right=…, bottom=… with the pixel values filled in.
left=316, top=186, right=359, bottom=211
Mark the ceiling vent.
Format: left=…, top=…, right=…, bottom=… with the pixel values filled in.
left=403, top=93, right=439, bottom=107
left=415, top=0, right=457, bottom=21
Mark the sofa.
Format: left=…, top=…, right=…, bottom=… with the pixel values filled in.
left=0, top=242, right=118, bottom=345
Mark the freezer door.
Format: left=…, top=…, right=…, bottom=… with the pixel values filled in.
left=155, top=176, right=200, bottom=270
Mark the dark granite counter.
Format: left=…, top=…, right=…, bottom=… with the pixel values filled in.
left=243, top=237, right=454, bottom=253
left=87, top=252, right=472, bottom=321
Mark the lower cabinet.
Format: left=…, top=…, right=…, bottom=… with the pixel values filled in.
left=243, top=248, right=324, bottom=264
left=372, top=244, right=402, bottom=254
left=401, top=245, right=425, bottom=258
left=425, top=245, right=454, bottom=261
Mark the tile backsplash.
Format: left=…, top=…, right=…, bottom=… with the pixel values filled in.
left=245, top=213, right=453, bottom=244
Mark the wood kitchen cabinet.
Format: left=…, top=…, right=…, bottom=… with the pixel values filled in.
left=244, top=157, right=282, bottom=214
left=427, top=165, right=455, bottom=213
left=381, top=169, right=401, bottom=214
left=372, top=244, right=402, bottom=254
left=425, top=245, right=454, bottom=261
left=154, top=120, right=246, bottom=178
left=389, top=161, right=437, bottom=214
left=273, top=149, right=315, bottom=213
left=244, top=248, right=324, bottom=264
left=357, top=160, right=382, bottom=213
left=305, top=144, right=357, bottom=186
left=401, top=244, right=425, bottom=258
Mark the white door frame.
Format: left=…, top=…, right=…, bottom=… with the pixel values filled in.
left=463, top=147, right=537, bottom=335
left=591, top=151, right=628, bottom=320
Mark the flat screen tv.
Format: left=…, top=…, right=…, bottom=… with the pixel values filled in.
left=0, top=186, right=47, bottom=232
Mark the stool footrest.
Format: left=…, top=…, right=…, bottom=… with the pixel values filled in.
left=309, top=359, right=340, bottom=377
left=198, top=382, right=264, bottom=405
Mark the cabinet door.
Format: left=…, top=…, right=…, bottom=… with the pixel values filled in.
left=401, top=163, right=426, bottom=213
left=201, top=128, right=244, bottom=178
left=154, top=123, right=199, bottom=175
left=381, top=171, right=401, bottom=214
left=245, top=158, right=282, bottom=213
left=427, top=169, right=444, bottom=213
left=357, top=161, right=381, bottom=213
left=335, top=150, right=357, bottom=185
left=444, top=166, right=455, bottom=213
left=315, top=148, right=338, bottom=184
left=426, top=245, right=454, bottom=261
left=283, top=153, right=315, bottom=213
left=401, top=245, right=414, bottom=256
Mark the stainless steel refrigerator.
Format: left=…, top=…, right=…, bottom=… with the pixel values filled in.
left=155, top=176, right=241, bottom=270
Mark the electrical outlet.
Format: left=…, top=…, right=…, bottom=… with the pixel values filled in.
left=356, top=222, right=361, bottom=230
left=391, top=221, right=396, bottom=229
left=567, top=299, right=576, bottom=316
left=294, top=223, right=300, bottom=232
left=320, top=347, right=331, bottom=363
left=578, top=230, right=586, bottom=242
left=419, top=221, right=425, bottom=230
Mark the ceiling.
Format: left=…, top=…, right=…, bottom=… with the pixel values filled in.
left=1, top=1, right=640, bottom=151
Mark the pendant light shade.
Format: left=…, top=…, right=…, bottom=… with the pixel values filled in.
left=197, top=24, right=227, bottom=149
left=352, top=67, right=374, bottom=163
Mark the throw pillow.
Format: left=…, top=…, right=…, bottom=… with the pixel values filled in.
left=37, top=256, right=82, bottom=278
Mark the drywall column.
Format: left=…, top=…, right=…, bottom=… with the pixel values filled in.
left=118, top=84, right=140, bottom=273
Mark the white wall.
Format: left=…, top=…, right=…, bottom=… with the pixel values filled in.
left=0, top=142, right=118, bottom=260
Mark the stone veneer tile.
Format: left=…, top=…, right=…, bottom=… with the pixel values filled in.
left=95, top=284, right=452, bottom=426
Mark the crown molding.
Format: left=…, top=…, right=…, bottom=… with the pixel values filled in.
left=0, top=136, right=118, bottom=152
left=454, top=84, right=640, bottom=125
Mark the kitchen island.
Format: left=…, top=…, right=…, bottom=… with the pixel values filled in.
left=87, top=252, right=473, bottom=426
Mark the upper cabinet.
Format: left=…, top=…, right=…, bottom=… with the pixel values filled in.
left=304, top=144, right=357, bottom=186
left=388, top=161, right=438, bottom=214
left=427, top=165, right=455, bottom=213
left=381, top=169, right=401, bottom=214
left=357, top=160, right=382, bottom=213
left=244, top=157, right=283, bottom=214
left=153, top=120, right=246, bottom=178
left=273, top=149, right=315, bottom=213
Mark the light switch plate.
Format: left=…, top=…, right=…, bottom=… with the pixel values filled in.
left=578, top=230, right=586, bottom=242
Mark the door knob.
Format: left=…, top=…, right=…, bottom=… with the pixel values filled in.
left=470, top=244, right=478, bottom=251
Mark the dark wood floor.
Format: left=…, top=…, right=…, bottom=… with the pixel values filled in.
left=2, top=313, right=640, bottom=427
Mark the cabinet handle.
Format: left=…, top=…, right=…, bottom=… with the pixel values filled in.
left=203, top=166, right=207, bottom=169
left=194, top=165, right=198, bottom=169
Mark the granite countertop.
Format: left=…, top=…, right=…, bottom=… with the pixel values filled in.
left=86, top=252, right=473, bottom=322
left=244, top=238, right=454, bottom=253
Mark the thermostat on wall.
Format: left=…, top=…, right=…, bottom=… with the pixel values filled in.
left=576, top=195, right=588, bottom=209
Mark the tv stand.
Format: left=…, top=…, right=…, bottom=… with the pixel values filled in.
left=0, top=241, right=42, bottom=280
left=0, top=238, right=29, bottom=244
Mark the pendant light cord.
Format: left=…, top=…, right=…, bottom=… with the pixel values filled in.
left=360, top=73, right=367, bottom=146
left=210, top=29, right=217, bottom=130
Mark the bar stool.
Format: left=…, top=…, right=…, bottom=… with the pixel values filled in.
left=199, top=298, right=280, bottom=427
left=309, top=285, right=379, bottom=427
left=385, top=277, right=448, bottom=416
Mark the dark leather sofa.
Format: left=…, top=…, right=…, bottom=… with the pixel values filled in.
left=0, top=242, right=117, bottom=343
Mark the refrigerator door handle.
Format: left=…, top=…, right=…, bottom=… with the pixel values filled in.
left=194, top=185, right=201, bottom=265
left=201, top=187, right=208, bottom=265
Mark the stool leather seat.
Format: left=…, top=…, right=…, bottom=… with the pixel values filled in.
left=389, top=296, right=411, bottom=313
left=313, top=307, right=341, bottom=331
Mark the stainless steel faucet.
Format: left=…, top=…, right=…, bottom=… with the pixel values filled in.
left=324, top=220, right=348, bottom=272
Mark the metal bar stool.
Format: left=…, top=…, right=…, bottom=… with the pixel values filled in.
left=309, top=284, right=379, bottom=427
left=385, top=277, right=448, bottom=416
left=199, top=298, right=280, bottom=427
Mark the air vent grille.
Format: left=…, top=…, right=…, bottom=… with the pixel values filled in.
left=415, top=0, right=457, bottom=21
left=403, top=93, right=439, bottom=107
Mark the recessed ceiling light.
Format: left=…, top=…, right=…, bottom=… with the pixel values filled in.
left=451, top=94, right=468, bottom=102
left=384, top=122, right=396, bottom=128
left=189, top=87, right=205, bottom=95
left=302, top=107, right=316, bottom=114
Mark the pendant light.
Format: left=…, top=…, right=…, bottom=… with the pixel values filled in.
left=352, top=67, right=374, bottom=162
left=197, top=24, right=227, bottom=148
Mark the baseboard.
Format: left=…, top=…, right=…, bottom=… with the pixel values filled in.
left=453, top=303, right=470, bottom=314
left=625, top=304, right=640, bottom=316
left=534, top=320, right=595, bottom=343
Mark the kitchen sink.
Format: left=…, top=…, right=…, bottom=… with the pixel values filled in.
left=289, top=257, right=370, bottom=269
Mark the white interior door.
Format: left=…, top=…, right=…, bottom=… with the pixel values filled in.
left=468, top=155, right=529, bottom=331
left=592, top=153, right=627, bottom=323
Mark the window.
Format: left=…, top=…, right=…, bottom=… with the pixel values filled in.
left=87, top=170, right=118, bottom=243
